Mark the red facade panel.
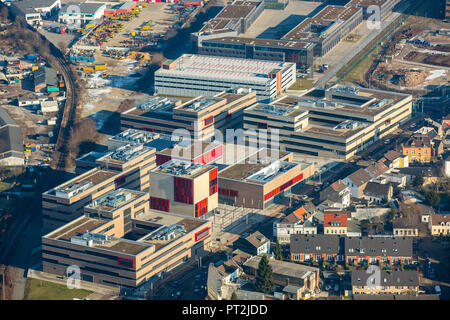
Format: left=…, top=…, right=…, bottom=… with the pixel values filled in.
left=263, top=173, right=303, bottom=201
left=209, top=168, right=218, bottom=196
left=218, top=188, right=238, bottom=197
left=195, top=198, right=208, bottom=218
left=118, top=257, right=135, bottom=269
left=174, top=177, right=193, bottom=204
left=156, top=154, right=172, bottom=166
left=150, top=196, right=169, bottom=212
left=204, top=116, right=214, bottom=126
left=195, top=227, right=209, bottom=242
left=115, top=175, right=126, bottom=188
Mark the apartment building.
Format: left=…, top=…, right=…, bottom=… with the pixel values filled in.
left=42, top=209, right=212, bottom=288
left=324, top=211, right=349, bottom=235
left=344, top=236, right=413, bottom=265
left=352, top=270, right=419, bottom=296
left=273, top=206, right=317, bottom=244
left=121, top=90, right=257, bottom=140
left=149, top=160, right=218, bottom=219
left=75, top=144, right=156, bottom=191
left=244, top=86, right=412, bottom=160
left=218, top=150, right=314, bottom=209
left=154, top=54, right=296, bottom=101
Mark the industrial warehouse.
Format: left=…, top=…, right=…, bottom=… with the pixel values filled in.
left=243, top=86, right=413, bottom=159
left=154, top=54, right=296, bottom=100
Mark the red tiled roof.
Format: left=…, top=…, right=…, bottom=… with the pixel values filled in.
left=324, top=212, right=348, bottom=228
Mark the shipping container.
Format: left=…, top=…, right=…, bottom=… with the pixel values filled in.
left=47, top=86, right=60, bottom=92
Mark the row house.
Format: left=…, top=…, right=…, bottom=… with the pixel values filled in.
left=344, top=236, right=413, bottom=266
left=290, top=234, right=344, bottom=263
left=352, top=270, right=419, bottom=295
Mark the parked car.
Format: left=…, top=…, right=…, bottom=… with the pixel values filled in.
left=314, top=186, right=321, bottom=192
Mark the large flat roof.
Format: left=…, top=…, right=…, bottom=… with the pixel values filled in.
left=155, top=54, right=292, bottom=84
left=207, top=36, right=313, bottom=49
left=86, top=189, right=147, bottom=212
left=151, top=159, right=214, bottom=179
left=219, top=159, right=309, bottom=184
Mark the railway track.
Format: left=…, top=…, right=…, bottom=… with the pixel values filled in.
left=53, top=54, right=78, bottom=171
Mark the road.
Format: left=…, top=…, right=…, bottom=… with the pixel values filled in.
left=314, top=0, right=411, bottom=88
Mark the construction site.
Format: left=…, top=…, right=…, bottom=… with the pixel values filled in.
left=365, top=3, right=449, bottom=94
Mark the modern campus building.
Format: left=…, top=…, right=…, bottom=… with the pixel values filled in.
left=42, top=168, right=125, bottom=230
left=195, top=37, right=314, bottom=70
left=121, top=90, right=257, bottom=140
left=243, top=86, right=412, bottom=159
left=217, top=150, right=314, bottom=209
left=44, top=145, right=156, bottom=230
left=42, top=207, right=212, bottom=288
left=149, top=160, right=219, bottom=219
left=281, top=4, right=363, bottom=57
left=154, top=55, right=296, bottom=101
left=192, top=0, right=400, bottom=66
left=74, top=144, right=156, bottom=191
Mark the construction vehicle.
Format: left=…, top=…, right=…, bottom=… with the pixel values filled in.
left=101, top=73, right=108, bottom=78
left=95, top=64, right=106, bottom=71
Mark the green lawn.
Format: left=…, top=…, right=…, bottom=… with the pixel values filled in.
left=24, top=278, right=93, bottom=300
left=289, top=78, right=314, bottom=90
left=341, top=46, right=381, bottom=83
left=0, top=181, right=12, bottom=192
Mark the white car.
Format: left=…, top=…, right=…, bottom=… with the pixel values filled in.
left=384, top=139, right=390, bottom=145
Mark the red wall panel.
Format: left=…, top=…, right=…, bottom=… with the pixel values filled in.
left=150, top=196, right=169, bottom=212
left=195, top=198, right=208, bottom=218
left=174, top=177, right=193, bottom=204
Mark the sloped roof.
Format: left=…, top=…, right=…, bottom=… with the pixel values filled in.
left=351, top=270, right=419, bottom=287
left=363, top=182, right=392, bottom=197
left=324, top=212, right=348, bottom=228
left=346, top=168, right=371, bottom=187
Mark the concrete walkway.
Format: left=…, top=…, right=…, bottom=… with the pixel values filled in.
left=27, top=269, right=119, bottom=297
left=11, top=268, right=26, bottom=300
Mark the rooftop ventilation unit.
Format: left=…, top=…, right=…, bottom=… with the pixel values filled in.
left=70, top=232, right=111, bottom=246
left=56, top=180, right=94, bottom=198
left=146, top=224, right=186, bottom=241
left=110, top=144, right=146, bottom=161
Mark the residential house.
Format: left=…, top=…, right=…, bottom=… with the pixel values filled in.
left=445, top=155, right=450, bottom=178
left=431, top=213, right=450, bottom=236
left=319, top=180, right=351, bottom=209
left=206, top=253, right=250, bottom=300
left=398, top=166, right=440, bottom=186
left=290, top=234, right=343, bottom=263
left=365, top=161, right=389, bottom=180
left=243, top=255, right=320, bottom=299
left=392, top=217, right=419, bottom=237
left=273, top=206, right=317, bottom=244
left=352, top=270, right=419, bottom=295
left=363, top=182, right=393, bottom=203
left=344, top=236, right=413, bottom=266
left=343, top=168, right=372, bottom=198
left=402, top=136, right=432, bottom=163
left=383, top=150, right=409, bottom=169
left=233, top=231, right=270, bottom=256
left=323, top=211, right=349, bottom=235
